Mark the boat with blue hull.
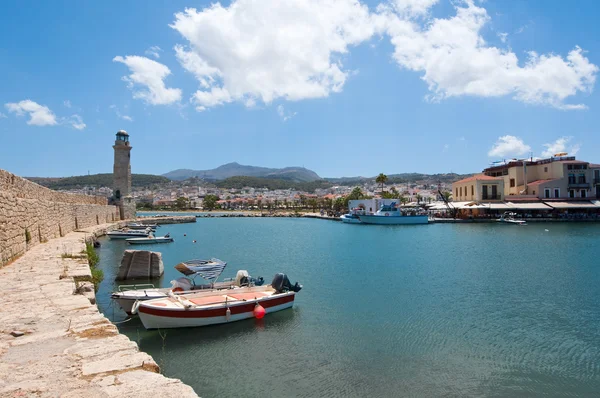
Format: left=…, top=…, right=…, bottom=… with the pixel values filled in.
left=358, top=202, right=429, bottom=225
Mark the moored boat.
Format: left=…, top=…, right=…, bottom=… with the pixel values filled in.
left=126, top=233, right=173, bottom=245
left=133, top=273, right=302, bottom=329
left=126, top=222, right=158, bottom=230
left=340, top=207, right=364, bottom=224
left=107, top=228, right=152, bottom=239
left=497, top=212, right=527, bottom=225
left=357, top=202, right=428, bottom=225
left=111, top=258, right=264, bottom=314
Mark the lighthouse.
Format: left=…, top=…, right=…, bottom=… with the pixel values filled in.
left=113, top=130, right=135, bottom=219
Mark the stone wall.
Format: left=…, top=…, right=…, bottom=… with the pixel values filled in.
left=0, top=169, right=120, bottom=266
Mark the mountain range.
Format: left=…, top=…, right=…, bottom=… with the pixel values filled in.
left=162, top=162, right=321, bottom=182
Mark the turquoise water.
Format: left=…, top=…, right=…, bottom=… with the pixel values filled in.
left=96, top=219, right=600, bottom=397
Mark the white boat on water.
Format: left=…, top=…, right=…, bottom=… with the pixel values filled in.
left=358, top=202, right=429, bottom=225
left=126, top=222, right=158, bottom=230
left=111, top=259, right=264, bottom=314
left=340, top=207, right=364, bottom=224
left=497, top=212, right=527, bottom=225
left=126, top=233, right=173, bottom=245
left=107, top=228, right=152, bottom=239
left=133, top=273, right=302, bottom=329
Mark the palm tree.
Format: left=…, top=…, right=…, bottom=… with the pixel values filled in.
left=375, top=173, right=388, bottom=194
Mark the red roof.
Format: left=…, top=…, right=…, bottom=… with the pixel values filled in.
left=527, top=179, right=557, bottom=186
left=454, top=174, right=501, bottom=184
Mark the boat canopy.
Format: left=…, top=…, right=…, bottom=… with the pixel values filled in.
left=174, top=258, right=227, bottom=280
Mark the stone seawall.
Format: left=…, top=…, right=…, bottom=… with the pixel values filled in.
left=0, top=223, right=198, bottom=397
left=0, top=169, right=120, bottom=267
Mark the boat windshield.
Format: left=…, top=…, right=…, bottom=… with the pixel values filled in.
left=379, top=202, right=398, bottom=212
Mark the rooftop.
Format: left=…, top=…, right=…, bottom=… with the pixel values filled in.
left=454, top=174, right=502, bottom=184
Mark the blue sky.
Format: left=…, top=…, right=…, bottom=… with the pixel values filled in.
left=1, top=0, right=599, bottom=178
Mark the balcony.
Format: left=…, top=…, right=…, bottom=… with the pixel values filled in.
left=568, top=182, right=590, bottom=189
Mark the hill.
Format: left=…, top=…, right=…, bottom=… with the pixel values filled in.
left=215, top=176, right=331, bottom=193
left=326, top=173, right=471, bottom=186
left=163, top=162, right=321, bottom=182
left=27, top=174, right=170, bottom=190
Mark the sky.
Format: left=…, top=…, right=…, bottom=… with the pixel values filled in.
left=1, top=0, right=599, bottom=178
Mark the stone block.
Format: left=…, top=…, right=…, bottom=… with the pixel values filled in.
left=115, top=250, right=164, bottom=280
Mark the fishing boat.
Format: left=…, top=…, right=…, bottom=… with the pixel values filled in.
left=107, top=228, right=152, bottom=239
left=357, top=202, right=429, bottom=225
left=340, top=207, right=365, bottom=224
left=111, top=258, right=264, bottom=314
left=497, top=212, right=527, bottom=225
left=126, top=233, right=173, bottom=245
left=133, top=273, right=302, bottom=329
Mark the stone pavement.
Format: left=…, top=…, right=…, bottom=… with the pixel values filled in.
left=0, top=223, right=198, bottom=398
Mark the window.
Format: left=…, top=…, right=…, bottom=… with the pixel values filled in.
left=554, top=188, right=560, bottom=198
left=569, top=190, right=575, bottom=198
left=568, top=165, right=573, bottom=170
left=578, top=173, right=586, bottom=184
left=568, top=174, right=576, bottom=184
left=460, top=187, right=462, bottom=197
left=471, top=185, right=474, bottom=196
left=510, top=178, right=515, bottom=188
left=544, top=189, right=551, bottom=198
left=581, top=190, right=587, bottom=198
left=455, top=188, right=458, bottom=197
left=533, top=190, right=536, bottom=196
left=544, top=167, right=548, bottom=173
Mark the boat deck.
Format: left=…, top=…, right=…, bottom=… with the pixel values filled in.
left=144, top=287, right=276, bottom=310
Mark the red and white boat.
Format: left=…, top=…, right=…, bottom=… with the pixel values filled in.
left=133, top=274, right=302, bottom=329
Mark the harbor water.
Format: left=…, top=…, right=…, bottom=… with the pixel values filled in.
left=96, top=218, right=600, bottom=397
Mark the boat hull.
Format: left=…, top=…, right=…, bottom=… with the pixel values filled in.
left=340, top=215, right=362, bottom=224
left=137, top=292, right=295, bottom=329
left=126, top=238, right=173, bottom=244
left=357, top=215, right=429, bottom=225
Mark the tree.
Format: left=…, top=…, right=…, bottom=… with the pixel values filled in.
left=333, top=197, right=345, bottom=212
left=307, top=198, right=318, bottom=212
left=175, top=196, right=190, bottom=210
left=442, top=191, right=452, bottom=202
left=375, top=173, right=388, bottom=194
left=203, top=194, right=219, bottom=211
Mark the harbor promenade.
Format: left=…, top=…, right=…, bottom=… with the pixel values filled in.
left=0, top=222, right=198, bottom=398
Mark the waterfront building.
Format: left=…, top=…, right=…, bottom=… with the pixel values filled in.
left=452, top=175, right=505, bottom=202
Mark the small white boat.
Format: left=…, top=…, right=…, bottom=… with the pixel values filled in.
left=358, top=202, right=429, bottom=225
left=133, top=273, right=302, bottom=329
left=126, top=233, right=173, bottom=245
left=126, top=222, right=158, bottom=230
left=107, top=228, right=152, bottom=239
left=497, top=212, right=527, bottom=225
left=111, top=259, right=264, bottom=314
left=340, top=207, right=364, bottom=224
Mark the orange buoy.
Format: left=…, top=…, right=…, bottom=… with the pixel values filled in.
left=253, top=303, right=266, bottom=319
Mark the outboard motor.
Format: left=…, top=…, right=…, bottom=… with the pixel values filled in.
left=252, top=276, right=265, bottom=286
left=235, top=270, right=250, bottom=286
left=271, top=273, right=302, bottom=293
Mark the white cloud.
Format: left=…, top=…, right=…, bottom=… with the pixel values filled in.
left=64, top=100, right=72, bottom=108
left=170, top=0, right=377, bottom=111
left=113, top=55, right=182, bottom=105
left=488, top=135, right=531, bottom=158
left=145, top=46, right=162, bottom=59
left=0, top=112, right=6, bottom=119
left=277, top=104, right=297, bottom=121
left=168, top=0, right=597, bottom=111
left=389, top=0, right=439, bottom=18
left=380, top=1, right=598, bottom=109
left=109, top=104, right=134, bottom=121
left=5, top=100, right=58, bottom=126
left=67, top=114, right=86, bottom=130
left=541, top=136, right=580, bottom=158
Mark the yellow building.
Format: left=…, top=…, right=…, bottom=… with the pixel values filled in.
left=452, top=175, right=504, bottom=202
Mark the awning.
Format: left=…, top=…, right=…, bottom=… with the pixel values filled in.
left=544, top=201, right=599, bottom=209
left=486, top=203, right=512, bottom=210
left=174, top=258, right=227, bottom=280
left=506, top=202, right=553, bottom=210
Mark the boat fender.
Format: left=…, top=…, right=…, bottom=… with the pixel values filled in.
left=131, top=300, right=140, bottom=315
left=254, top=303, right=266, bottom=319
left=226, top=307, right=231, bottom=321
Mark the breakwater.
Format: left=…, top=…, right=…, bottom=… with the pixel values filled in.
left=0, top=169, right=120, bottom=267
